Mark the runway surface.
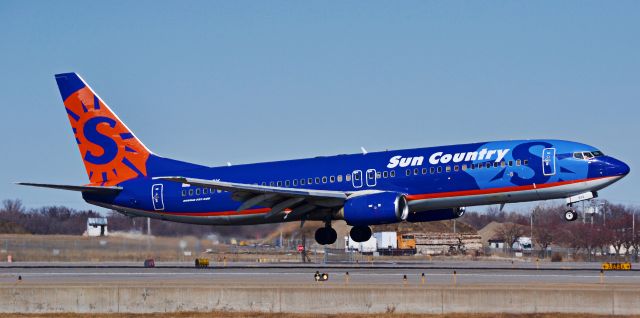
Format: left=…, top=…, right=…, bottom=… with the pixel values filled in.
left=0, top=261, right=638, bottom=287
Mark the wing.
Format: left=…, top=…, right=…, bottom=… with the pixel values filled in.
left=17, top=182, right=122, bottom=194
left=156, top=176, right=348, bottom=219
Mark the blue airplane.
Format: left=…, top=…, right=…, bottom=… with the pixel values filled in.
left=20, top=73, right=630, bottom=245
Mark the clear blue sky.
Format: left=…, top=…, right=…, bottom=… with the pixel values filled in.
left=1, top=1, right=638, bottom=212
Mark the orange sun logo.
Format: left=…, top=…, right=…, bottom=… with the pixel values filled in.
left=64, top=87, right=150, bottom=186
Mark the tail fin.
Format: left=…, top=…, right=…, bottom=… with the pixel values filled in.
left=55, top=73, right=152, bottom=186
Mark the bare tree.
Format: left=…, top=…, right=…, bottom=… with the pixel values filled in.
left=496, top=222, right=524, bottom=249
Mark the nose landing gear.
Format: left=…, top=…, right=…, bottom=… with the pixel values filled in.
left=564, top=209, right=578, bottom=222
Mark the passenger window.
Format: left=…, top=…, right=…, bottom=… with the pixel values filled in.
left=516, top=160, right=521, bottom=166
left=501, top=162, right=506, bottom=167
left=523, top=160, right=529, bottom=165
left=437, top=166, right=442, bottom=173
left=454, top=165, right=459, bottom=172
left=195, top=188, right=201, bottom=196
left=261, top=182, right=266, bottom=186
left=390, top=171, right=396, bottom=177
left=337, top=175, right=343, bottom=182
left=308, top=178, right=313, bottom=184
left=477, top=164, right=482, bottom=170
left=430, top=167, right=435, bottom=174
left=346, top=174, right=351, bottom=181
left=203, top=188, right=209, bottom=194
left=486, top=162, right=491, bottom=168
left=301, top=179, right=306, bottom=185
left=330, top=176, right=335, bottom=183
left=270, top=181, right=275, bottom=186
left=315, top=177, right=321, bottom=184
left=446, top=166, right=451, bottom=172
left=376, top=172, right=381, bottom=179
left=293, top=180, right=298, bottom=186
left=470, top=164, right=475, bottom=170
left=285, top=180, right=290, bottom=187
left=277, top=181, right=283, bottom=187
left=413, top=168, right=419, bottom=175
left=508, top=161, right=513, bottom=166
left=322, top=176, right=327, bottom=183
left=188, top=189, right=194, bottom=196
left=461, top=164, right=467, bottom=171
left=406, top=169, right=411, bottom=176
left=383, top=171, right=388, bottom=178
left=181, top=190, right=186, bottom=197
left=493, top=162, right=498, bottom=168
left=422, top=168, right=427, bottom=174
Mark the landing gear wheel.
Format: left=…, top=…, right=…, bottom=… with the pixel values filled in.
left=564, top=210, right=578, bottom=222
left=314, top=227, right=337, bottom=245
left=350, top=226, right=372, bottom=243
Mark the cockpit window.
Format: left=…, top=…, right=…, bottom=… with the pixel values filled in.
left=574, top=151, right=604, bottom=160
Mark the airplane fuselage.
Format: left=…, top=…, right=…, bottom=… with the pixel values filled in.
left=85, top=139, right=629, bottom=225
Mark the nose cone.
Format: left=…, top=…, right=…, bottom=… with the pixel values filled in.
left=606, top=157, right=630, bottom=177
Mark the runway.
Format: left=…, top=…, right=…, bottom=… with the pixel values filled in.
left=1, top=261, right=638, bottom=287
left=1, top=261, right=639, bottom=315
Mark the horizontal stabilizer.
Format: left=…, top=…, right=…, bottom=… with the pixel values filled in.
left=17, top=182, right=122, bottom=194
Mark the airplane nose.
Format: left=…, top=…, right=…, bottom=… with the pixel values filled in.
left=606, top=157, right=630, bottom=177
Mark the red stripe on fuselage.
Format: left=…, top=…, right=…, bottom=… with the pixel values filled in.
left=157, top=208, right=270, bottom=217
left=405, top=176, right=609, bottom=201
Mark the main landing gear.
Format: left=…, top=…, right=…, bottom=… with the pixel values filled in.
left=315, top=223, right=337, bottom=245
left=349, top=225, right=372, bottom=243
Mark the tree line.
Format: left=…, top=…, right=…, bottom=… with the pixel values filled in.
left=464, top=202, right=639, bottom=259
left=0, top=199, right=276, bottom=239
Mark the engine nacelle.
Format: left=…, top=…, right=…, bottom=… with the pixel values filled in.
left=406, top=207, right=465, bottom=223
left=339, top=192, right=409, bottom=226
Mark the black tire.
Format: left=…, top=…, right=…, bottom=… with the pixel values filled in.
left=564, top=210, right=576, bottom=222
left=327, top=227, right=337, bottom=245
left=315, top=227, right=327, bottom=245
left=350, top=226, right=372, bottom=243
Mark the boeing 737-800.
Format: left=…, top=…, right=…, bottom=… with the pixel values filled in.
left=19, top=73, right=630, bottom=245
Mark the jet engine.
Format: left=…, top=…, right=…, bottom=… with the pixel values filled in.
left=338, top=192, right=409, bottom=226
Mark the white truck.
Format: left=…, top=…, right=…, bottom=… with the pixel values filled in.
left=373, top=231, right=397, bottom=250
left=344, top=236, right=377, bottom=253
left=512, top=236, right=533, bottom=253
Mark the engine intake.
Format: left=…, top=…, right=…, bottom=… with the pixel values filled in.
left=339, top=192, right=409, bottom=226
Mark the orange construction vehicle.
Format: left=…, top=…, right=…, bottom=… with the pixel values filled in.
left=397, top=233, right=416, bottom=250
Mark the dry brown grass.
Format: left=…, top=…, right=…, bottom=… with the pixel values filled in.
left=0, top=234, right=305, bottom=262
left=2, top=314, right=638, bottom=318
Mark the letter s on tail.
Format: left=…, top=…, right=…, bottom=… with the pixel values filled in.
left=55, top=73, right=152, bottom=186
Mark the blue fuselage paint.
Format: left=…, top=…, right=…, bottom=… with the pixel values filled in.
left=84, top=139, right=630, bottom=225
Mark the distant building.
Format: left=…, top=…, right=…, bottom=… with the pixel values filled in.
left=488, top=239, right=505, bottom=249
left=86, top=217, right=108, bottom=237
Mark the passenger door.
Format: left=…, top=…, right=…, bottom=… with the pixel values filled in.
left=152, top=184, right=165, bottom=210
left=542, top=148, right=556, bottom=176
